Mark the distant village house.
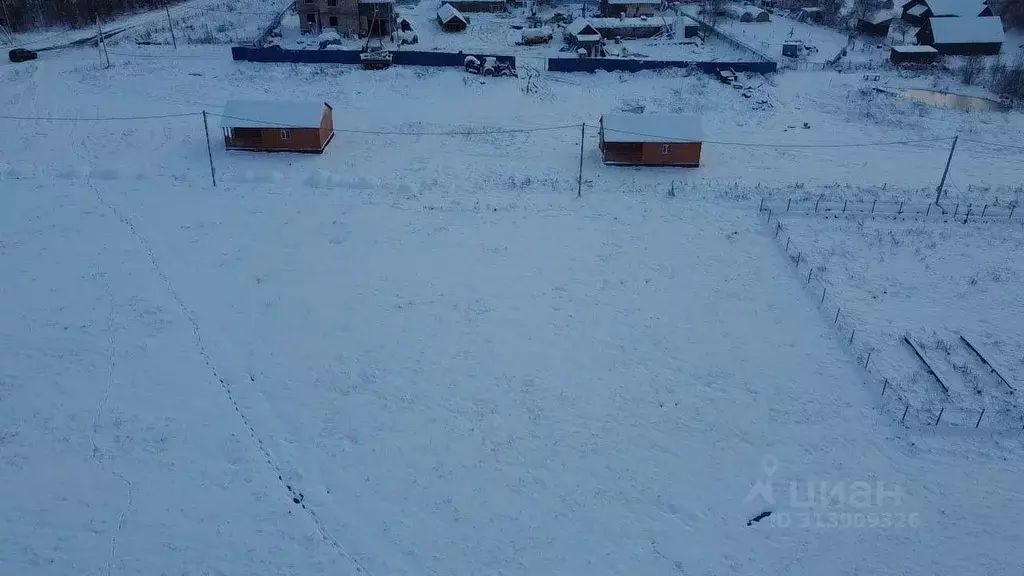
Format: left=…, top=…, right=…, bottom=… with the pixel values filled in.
left=437, top=3, right=469, bottom=31
left=445, top=0, right=507, bottom=12
left=915, top=15, right=1004, bottom=55
left=901, top=0, right=992, bottom=26
left=598, top=0, right=662, bottom=18
left=298, top=0, right=395, bottom=37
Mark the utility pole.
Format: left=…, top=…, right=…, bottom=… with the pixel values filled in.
left=202, top=111, right=217, bottom=187
left=934, top=135, right=958, bottom=206
left=96, top=16, right=110, bottom=68
left=165, top=5, right=177, bottom=49
left=577, top=123, right=585, bottom=198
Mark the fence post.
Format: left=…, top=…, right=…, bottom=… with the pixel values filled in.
left=934, top=135, right=958, bottom=205
left=935, top=406, right=944, bottom=426
left=964, top=208, right=971, bottom=223
left=871, top=199, right=876, bottom=214
left=881, top=378, right=888, bottom=397
left=926, top=202, right=931, bottom=216
left=901, top=405, right=909, bottom=425
left=785, top=237, right=790, bottom=251
left=768, top=208, right=772, bottom=224
left=834, top=307, right=840, bottom=323
left=849, top=329, right=855, bottom=346
left=577, top=123, right=585, bottom=198
left=760, top=197, right=764, bottom=212
left=1010, top=205, right=1017, bottom=220
left=820, top=286, right=826, bottom=305
left=166, top=4, right=177, bottom=49
left=787, top=198, right=791, bottom=211
left=843, top=199, right=848, bottom=213
left=776, top=221, right=781, bottom=237
left=815, top=196, right=821, bottom=212
left=954, top=202, right=959, bottom=218
left=202, top=110, right=217, bottom=187
left=975, top=408, right=985, bottom=428
left=982, top=204, right=988, bottom=218
left=864, top=351, right=872, bottom=369
left=898, top=201, right=904, bottom=215
left=807, top=268, right=813, bottom=284
left=795, top=251, right=801, bottom=268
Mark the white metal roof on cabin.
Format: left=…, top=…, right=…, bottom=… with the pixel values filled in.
left=923, top=0, right=987, bottom=17
left=589, top=16, right=675, bottom=28
left=892, top=44, right=939, bottom=52
left=437, top=3, right=467, bottom=23
left=906, top=4, right=927, bottom=15
left=221, top=100, right=327, bottom=129
left=602, top=114, right=702, bottom=143
left=928, top=16, right=1004, bottom=44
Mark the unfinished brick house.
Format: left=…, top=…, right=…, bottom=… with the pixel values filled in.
left=297, top=0, right=395, bottom=37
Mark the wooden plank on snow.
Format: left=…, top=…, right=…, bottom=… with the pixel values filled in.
left=903, top=334, right=951, bottom=395
left=959, top=334, right=1016, bottom=392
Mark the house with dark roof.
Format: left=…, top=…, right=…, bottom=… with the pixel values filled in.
left=902, top=0, right=992, bottom=26
left=915, top=15, right=1004, bottom=55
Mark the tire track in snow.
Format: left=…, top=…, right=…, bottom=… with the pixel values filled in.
left=84, top=179, right=372, bottom=576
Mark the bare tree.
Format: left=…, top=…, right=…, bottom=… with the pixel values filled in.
left=960, top=55, right=985, bottom=85
left=890, top=18, right=911, bottom=44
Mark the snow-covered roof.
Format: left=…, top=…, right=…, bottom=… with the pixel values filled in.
left=221, top=100, right=328, bottom=129
left=567, top=18, right=602, bottom=40
left=358, top=0, right=394, bottom=3
left=923, top=0, right=987, bottom=17
left=906, top=4, right=927, bottom=15
left=891, top=44, right=939, bottom=52
left=605, top=0, right=662, bottom=4
left=437, top=3, right=467, bottom=24
left=928, top=16, right=1004, bottom=44
left=602, top=114, right=702, bottom=143
left=863, top=9, right=896, bottom=24
left=590, top=16, right=675, bottom=28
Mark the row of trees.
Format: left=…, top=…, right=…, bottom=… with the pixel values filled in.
left=0, top=0, right=181, bottom=32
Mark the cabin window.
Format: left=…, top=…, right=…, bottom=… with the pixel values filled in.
left=328, top=0, right=337, bottom=6
left=661, top=144, right=672, bottom=155
left=329, top=16, right=339, bottom=26
left=306, top=13, right=316, bottom=23
left=281, top=130, right=291, bottom=141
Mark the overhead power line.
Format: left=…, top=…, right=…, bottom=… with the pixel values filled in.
left=212, top=113, right=580, bottom=135
left=960, top=137, right=1024, bottom=152
left=0, top=112, right=197, bottom=121
left=591, top=124, right=954, bottom=149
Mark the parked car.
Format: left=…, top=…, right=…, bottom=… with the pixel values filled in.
left=9, top=48, right=39, bottom=63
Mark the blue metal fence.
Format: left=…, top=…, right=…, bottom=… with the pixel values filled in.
left=546, top=58, right=777, bottom=74
left=231, top=46, right=515, bottom=68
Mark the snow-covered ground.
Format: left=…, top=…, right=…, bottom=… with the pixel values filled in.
left=769, top=210, right=1024, bottom=429
left=4, top=18, right=1024, bottom=576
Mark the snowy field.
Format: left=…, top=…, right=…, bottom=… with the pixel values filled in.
left=773, top=211, right=1024, bottom=429
left=4, top=20, right=1024, bottom=576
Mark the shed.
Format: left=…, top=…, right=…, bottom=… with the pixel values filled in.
left=890, top=44, right=939, bottom=63
left=683, top=22, right=700, bottom=37
left=598, top=0, right=662, bottom=18
left=437, top=3, right=468, bottom=32
left=446, top=0, right=506, bottom=12
left=857, top=9, right=895, bottom=36
left=782, top=40, right=802, bottom=57
left=599, top=114, right=703, bottom=167
left=221, top=100, right=334, bottom=153
left=916, top=16, right=1004, bottom=55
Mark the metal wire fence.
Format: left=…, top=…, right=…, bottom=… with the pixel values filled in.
left=757, top=200, right=1024, bottom=432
